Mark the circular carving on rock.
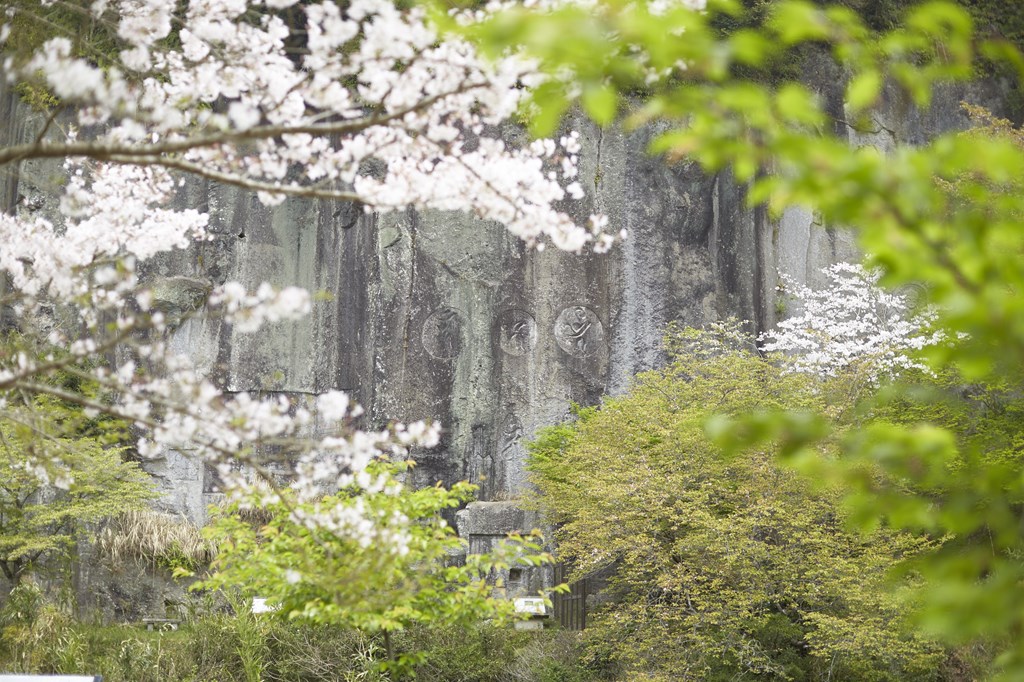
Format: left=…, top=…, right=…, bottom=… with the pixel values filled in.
left=496, top=309, right=538, bottom=356
left=422, top=307, right=463, bottom=360
left=894, top=281, right=932, bottom=312
left=554, top=306, right=604, bottom=357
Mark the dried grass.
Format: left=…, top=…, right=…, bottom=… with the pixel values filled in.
left=97, top=509, right=217, bottom=570
left=226, top=503, right=276, bottom=526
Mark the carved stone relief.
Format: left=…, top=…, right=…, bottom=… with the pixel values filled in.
left=422, top=307, right=463, bottom=359
left=496, top=309, right=538, bottom=356
left=470, top=422, right=494, bottom=498
left=500, top=414, right=524, bottom=465
left=554, top=305, right=604, bottom=357
left=497, top=413, right=525, bottom=494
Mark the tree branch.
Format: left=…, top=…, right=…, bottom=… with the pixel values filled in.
left=0, top=81, right=487, bottom=168
left=104, top=154, right=363, bottom=203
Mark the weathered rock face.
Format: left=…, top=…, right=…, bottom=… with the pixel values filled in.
left=0, top=73, right=1012, bottom=523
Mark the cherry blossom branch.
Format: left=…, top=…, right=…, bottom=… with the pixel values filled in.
left=0, top=0, right=602, bottom=552
left=0, top=83, right=489, bottom=168
left=104, top=154, right=363, bottom=203
left=0, top=326, right=137, bottom=392
left=13, top=375, right=292, bottom=495
left=32, top=105, right=65, bottom=145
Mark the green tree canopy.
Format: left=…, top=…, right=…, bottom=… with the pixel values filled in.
left=458, top=1, right=1024, bottom=675
left=529, top=324, right=952, bottom=681
left=199, top=460, right=552, bottom=675
left=0, top=337, right=154, bottom=588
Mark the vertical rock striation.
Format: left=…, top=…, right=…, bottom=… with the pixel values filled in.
left=0, top=73, right=1011, bottom=520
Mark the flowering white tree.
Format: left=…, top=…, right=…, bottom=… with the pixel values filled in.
left=0, top=0, right=633, bottom=567
left=2, top=0, right=606, bottom=248
left=759, top=263, right=945, bottom=380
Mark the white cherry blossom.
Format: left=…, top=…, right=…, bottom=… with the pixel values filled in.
left=760, top=263, right=945, bottom=380
left=0, top=0, right=705, bottom=551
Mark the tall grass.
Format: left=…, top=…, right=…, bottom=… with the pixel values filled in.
left=97, top=510, right=216, bottom=573
left=0, top=586, right=597, bottom=682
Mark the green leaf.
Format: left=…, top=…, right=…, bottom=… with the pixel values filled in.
left=845, top=69, right=882, bottom=112
left=768, top=1, right=828, bottom=45
left=774, top=84, right=822, bottom=126
left=527, top=84, right=569, bottom=138
left=582, top=83, right=619, bottom=126
left=728, top=29, right=771, bottom=67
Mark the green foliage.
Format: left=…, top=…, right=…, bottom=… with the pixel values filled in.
left=713, top=367, right=1024, bottom=668
left=2, top=0, right=124, bottom=110
left=697, top=80, right=1024, bottom=678
left=463, top=1, right=1024, bottom=676
left=391, top=624, right=574, bottom=682
left=0, top=337, right=154, bottom=588
left=528, top=325, right=949, bottom=681
left=0, top=593, right=593, bottom=682
left=0, top=584, right=90, bottom=675
left=199, top=459, right=553, bottom=675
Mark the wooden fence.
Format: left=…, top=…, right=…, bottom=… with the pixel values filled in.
left=551, top=563, right=588, bottom=630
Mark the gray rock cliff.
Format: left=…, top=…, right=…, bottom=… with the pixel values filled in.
left=0, top=72, right=1011, bottom=524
